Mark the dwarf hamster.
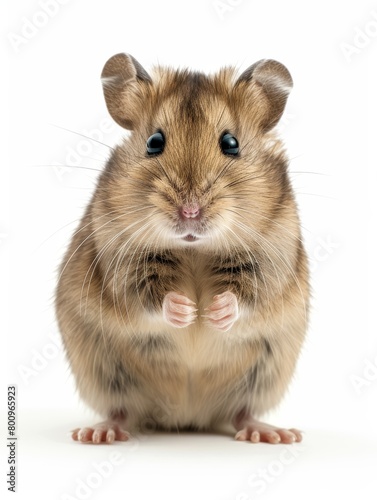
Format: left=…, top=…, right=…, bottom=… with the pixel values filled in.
left=55, top=53, right=309, bottom=445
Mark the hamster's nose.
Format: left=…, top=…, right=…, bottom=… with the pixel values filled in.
left=180, top=203, right=201, bottom=220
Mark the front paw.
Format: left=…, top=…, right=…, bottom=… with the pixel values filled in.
left=162, top=292, right=197, bottom=328
left=204, top=291, right=239, bottom=332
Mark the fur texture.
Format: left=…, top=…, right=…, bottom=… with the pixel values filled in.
left=56, top=54, right=309, bottom=432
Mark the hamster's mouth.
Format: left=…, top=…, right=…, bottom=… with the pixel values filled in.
left=183, top=234, right=198, bottom=242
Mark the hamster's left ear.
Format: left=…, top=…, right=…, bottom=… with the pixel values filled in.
left=236, top=59, right=293, bottom=131
left=101, top=53, right=152, bottom=129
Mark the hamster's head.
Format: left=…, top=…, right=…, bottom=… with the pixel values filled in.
left=99, top=53, right=295, bottom=252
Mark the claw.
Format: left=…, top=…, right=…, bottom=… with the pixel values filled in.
left=71, top=421, right=131, bottom=444
left=162, top=292, right=197, bottom=328
left=234, top=416, right=303, bottom=445
left=205, top=291, right=239, bottom=332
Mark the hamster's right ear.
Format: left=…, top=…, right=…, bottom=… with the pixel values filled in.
left=236, top=59, right=293, bottom=131
left=101, top=53, right=152, bottom=129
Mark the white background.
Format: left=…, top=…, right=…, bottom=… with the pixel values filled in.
left=2, top=0, right=377, bottom=499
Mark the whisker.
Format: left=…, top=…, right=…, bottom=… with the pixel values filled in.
left=230, top=217, right=308, bottom=327
left=80, top=208, right=155, bottom=315
left=49, top=123, right=115, bottom=151
left=121, top=219, right=158, bottom=318
left=111, top=218, right=158, bottom=337
left=296, top=192, right=335, bottom=200
left=29, top=164, right=103, bottom=172
left=289, top=171, right=328, bottom=176
left=60, top=206, right=153, bottom=287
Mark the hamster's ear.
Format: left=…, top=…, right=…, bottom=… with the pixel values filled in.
left=101, top=53, right=152, bottom=129
left=236, top=59, right=293, bottom=131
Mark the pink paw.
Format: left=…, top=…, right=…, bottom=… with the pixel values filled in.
left=71, top=421, right=130, bottom=444
left=204, top=291, right=239, bottom=332
left=162, top=292, right=197, bottom=328
left=235, top=422, right=302, bottom=445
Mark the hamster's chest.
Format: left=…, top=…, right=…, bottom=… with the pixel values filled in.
left=131, top=319, right=256, bottom=394
left=122, top=251, right=259, bottom=410
left=134, top=251, right=256, bottom=373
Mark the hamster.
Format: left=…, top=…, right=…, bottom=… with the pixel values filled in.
left=55, top=53, right=309, bottom=445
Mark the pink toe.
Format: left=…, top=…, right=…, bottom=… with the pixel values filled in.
left=251, top=431, right=260, bottom=443
left=235, top=430, right=247, bottom=441
left=289, top=429, right=303, bottom=442
left=265, top=432, right=281, bottom=444
left=278, top=430, right=296, bottom=444
left=106, top=429, right=115, bottom=444
left=92, top=429, right=103, bottom=444
left=119, top=430, right=130, bottom=441
left=78, top=428, right=92, bottom=442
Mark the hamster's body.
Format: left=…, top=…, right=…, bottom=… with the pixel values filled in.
left=56, top=54, right=309, bottom=444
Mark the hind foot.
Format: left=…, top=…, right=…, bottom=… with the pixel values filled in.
left=233, top=412, right=302, bottom=444
left=71, top=420, right=130, bottom=444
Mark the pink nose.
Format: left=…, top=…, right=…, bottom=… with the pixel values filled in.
left=180, top=203, right=200, bottom=219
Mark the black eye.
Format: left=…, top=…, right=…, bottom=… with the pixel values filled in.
left=146, top=132, right=165, bottom=155
left=220, top=133, right=239, bottom=156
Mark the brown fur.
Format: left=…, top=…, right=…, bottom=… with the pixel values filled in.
left=56, top=54, right=309, bottom=431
